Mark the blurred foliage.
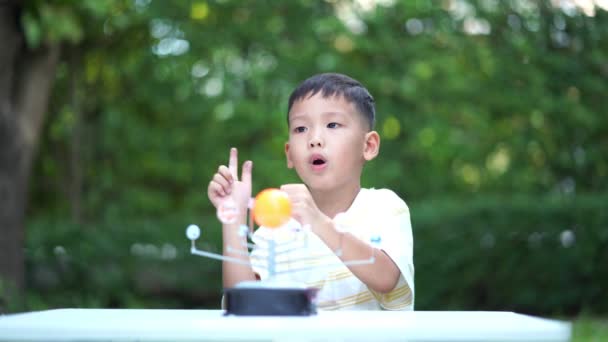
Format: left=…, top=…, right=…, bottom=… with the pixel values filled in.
left=17, top=0, right=608, bottom=315
left=25, top=214, right=223, bottom=310
left=414, top=193, right=607, bottom=315
left=572, top=317, right=608, bottom=341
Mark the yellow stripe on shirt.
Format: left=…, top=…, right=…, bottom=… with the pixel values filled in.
left=321, top=288, right=370, bottom=303
left=306, top=269, right=354, bottom=288
left=382, top=300, right=412, bottom=310
left=383, top=291, right=413, bottom=308
left=319, top=291, right=375, bottom=310
left=383, top=284, right=412, bottom=302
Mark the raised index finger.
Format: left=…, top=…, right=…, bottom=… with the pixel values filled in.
left=229, top=147, right=238, bottom=180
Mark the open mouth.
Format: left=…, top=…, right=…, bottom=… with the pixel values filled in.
left=309, top=154, right=327, bottom=170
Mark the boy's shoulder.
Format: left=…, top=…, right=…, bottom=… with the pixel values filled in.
left=361, top=188, right=409, bottom=214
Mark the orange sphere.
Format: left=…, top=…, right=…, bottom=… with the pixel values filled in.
left=253, top=188, right=292, bottom=228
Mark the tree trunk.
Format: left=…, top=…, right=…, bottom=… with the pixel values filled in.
left=0, top=1, right=59, bottom=312
left=69, top=52, right=83, bottom=224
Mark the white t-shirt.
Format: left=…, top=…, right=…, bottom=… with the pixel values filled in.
left=250, top=188, right=414, bottom=311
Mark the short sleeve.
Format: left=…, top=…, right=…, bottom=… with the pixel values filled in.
left=370, top=191, right=415, bottom=310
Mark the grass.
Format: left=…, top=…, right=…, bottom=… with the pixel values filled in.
left=571, top=317, right=608, bottom=342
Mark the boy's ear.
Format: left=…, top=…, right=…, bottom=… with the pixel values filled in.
left=363, top=131, right=380, bottom=161
left=285, top=142, right=294, bottom=168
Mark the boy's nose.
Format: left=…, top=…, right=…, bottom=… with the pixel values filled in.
left=309, top=136, right=323, bottom=148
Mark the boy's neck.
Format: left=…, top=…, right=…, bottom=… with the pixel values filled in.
left=310, top=183, right=361, bottom=219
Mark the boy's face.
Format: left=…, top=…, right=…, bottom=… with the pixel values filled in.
left=285, top=93, right=379, bottom=192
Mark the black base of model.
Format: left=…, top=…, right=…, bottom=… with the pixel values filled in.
left=224, top=287, right=318, bottom=316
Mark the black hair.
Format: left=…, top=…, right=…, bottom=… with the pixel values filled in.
left=287, top=73, right=376, bottom=130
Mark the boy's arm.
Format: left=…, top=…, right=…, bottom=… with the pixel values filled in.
left=208, top=148, right=257, bottom=288
left=222, top=220, right=257, bottom=288
left=313, top=217, right=401, bottom=294
left=280, top=184, right=401, bottom=294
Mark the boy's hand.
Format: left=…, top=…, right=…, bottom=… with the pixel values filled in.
left=207, top=148, right=252, bottom=217
left=280, top=184, right=329, bottom=231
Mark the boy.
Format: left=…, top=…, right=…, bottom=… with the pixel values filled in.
left=207, top=73, right=414, bottom=310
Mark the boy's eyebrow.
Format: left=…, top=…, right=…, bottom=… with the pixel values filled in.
left=289, top=110, right=349, bottom=121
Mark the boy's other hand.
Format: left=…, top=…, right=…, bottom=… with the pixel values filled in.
left=208, top=148, right=252, bottom=217
left=280, top=184, right=328, bottom=231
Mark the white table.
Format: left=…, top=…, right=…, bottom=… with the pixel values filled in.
left=0, top=309, right=571, bottom=341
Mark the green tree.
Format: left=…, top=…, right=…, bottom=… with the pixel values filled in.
left=1, top=0, right=60, bottom=304
left=0, top=0, right=140, bottom=309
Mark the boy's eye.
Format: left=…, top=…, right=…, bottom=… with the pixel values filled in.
left=294, top=126, right=307, bottom=133
left=327, top=122, right=340, bottom=129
